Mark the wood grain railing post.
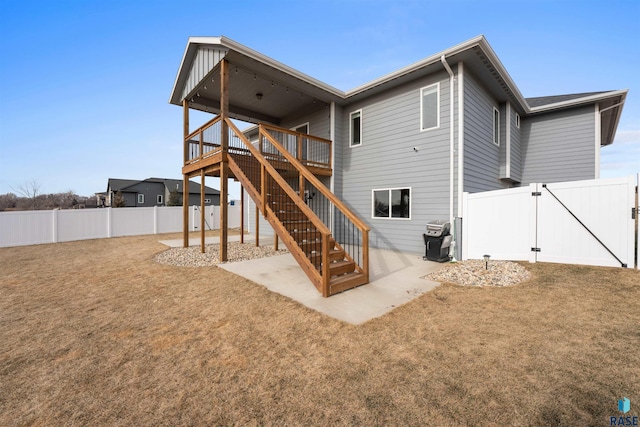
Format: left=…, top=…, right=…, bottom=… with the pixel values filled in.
left=362, top=230, right=369, bottom=283
left=322, top=233, right=330, bottom=297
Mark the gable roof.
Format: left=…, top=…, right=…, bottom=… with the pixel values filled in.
left=170, top=35, right=627, bottom=145
left=107, top=178, right=219, bottom=195
left=107, top=179, right=140, bottom=192
left=526, top=92, right=611, bottom=108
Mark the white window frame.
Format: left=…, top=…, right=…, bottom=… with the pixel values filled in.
left=515, top=112, right=520, bottom=129
left=137, top=194, right=144, bottom=204
left=371, top=187, right=412, bottom=220
left=493, top=107, right=500, bottom=146
left=349, top=110, right=362, bottom=148
left=420, top=83, right=440, bottom=131
left=204, top=198, right=211, bottom=204
left=157, top=195, right=163, bottom=204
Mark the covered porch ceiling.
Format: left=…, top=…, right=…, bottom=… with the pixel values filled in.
left=170, top=38, right=343, bottom=125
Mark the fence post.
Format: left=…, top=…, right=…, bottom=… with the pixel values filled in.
left=461, top=192, right=468, bottom=260
left=154, top=206, right=158, bottom=234
left=107, top=207, right=112, bottom=238
left=528, top=183, right=538, bottom=264
left=52, top=209, right=58, bottom=244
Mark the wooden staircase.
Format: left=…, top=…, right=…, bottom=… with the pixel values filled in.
left=223, top=120, right=370, bottom=297
left=269, top=191, right=368, bottom=295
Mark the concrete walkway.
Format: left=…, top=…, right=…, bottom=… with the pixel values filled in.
left=159, top=235, right=444, bottom=325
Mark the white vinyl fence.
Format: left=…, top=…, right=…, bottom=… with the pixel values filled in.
left=462, top=175, right=638, bottom=269
left=0, top=205, right=241, bottom=248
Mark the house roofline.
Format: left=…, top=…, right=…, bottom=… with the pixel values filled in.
left=171, top=35, right=627, bottom=146
left=527, top=89, right=629, bottom=113
left=170, top=36, right=344, bottom=105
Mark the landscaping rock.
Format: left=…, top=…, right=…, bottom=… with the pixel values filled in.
left=424, top=259, right=531, bottom=287
left=155, top=242, right=288, bottom=267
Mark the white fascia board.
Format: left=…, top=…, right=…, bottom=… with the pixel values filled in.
left=475, top=38, right=529, bottom=110
left=169, top=37, right=223, bottom=104
left=527, top=89, right=629, bottom=114
left=344, top=35, right=485, bottom=98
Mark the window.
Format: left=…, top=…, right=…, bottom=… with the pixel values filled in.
left=420, top=83, right=440, bottom=131
left=493, top=107, right=500, bottom=146
left=372, top=188, right=411, bottom=219
left=137, top=194, right=144, bottom=204
left=204, top=198, right=211, bottom=203
left=515, top=113, right=520, bottom=129
left=350, top=110, right=362, bottom=147
left=157, top=195, right=163, bottom=204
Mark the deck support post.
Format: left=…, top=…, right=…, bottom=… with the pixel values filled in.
left=219, top=59, right=229, bottom=262
left=240, top=185, right=244, bottom=244
left=182, top=99, right=189, bottom=248
left=200, top=170, right=205, bottom=253
left=182, top=175, right=189, bottom=247
left=255, top=204, right=259, bottom=247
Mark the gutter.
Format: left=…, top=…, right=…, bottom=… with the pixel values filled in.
left=440, top=55, right=455, bottom=231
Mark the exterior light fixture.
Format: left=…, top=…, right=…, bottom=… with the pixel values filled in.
left=255, top=93, right=263, bottom=100
left=483, top=254, right=491, bottom=270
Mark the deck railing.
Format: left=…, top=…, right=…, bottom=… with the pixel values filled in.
left=184, top=119, right=332, bottom=172
left=184, top=116, right=222, bottom=165
left=260, top=124, right=332, bottom=170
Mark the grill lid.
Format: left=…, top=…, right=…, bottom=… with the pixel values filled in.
left=425, top=220, right=451, bottom=237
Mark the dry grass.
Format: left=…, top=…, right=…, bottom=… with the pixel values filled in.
left=1, top=233, right=639, bottom=426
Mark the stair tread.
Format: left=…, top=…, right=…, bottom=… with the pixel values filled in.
left=329, top=272, right=368, bottom=294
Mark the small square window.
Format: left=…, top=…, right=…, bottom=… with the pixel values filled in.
left=137, top=194, right=144, bottom=204
left=372, top=188, right=411, bottom=219
left=350, top=110, right=362, bottom=147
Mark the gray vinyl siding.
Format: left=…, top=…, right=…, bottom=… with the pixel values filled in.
left=499, top=104, right=522, bottom=183
left=281, top=106, right=332, bottom=141
left=520, top=106, right=595, bottom=184
left=128, top=182, right=166, bottom=207
left=339, top=71, right=452, bottom=254
left=186, top=194, right=219, bottom=206
left=510, top=109, right=522, bottom=182
left=181, top=47, right=227, bottom=100
left=499, top=103, right=508, bottom=178
left=463, top=72, right=510, bottom=193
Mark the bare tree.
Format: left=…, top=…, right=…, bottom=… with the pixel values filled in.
left=113, top=191, right=126, bottom=207
left=0, top=193, right=17, bottom=211
left=12, top=179, right=41, bottom=210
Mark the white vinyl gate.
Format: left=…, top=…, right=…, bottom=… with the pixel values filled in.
left=462, top=176, right=637, bottom=269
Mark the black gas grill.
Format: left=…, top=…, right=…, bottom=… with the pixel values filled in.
left=423, top=220, right=452, bottom=262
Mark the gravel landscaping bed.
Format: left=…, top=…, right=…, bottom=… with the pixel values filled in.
left=424, top=259, right=531, bottom=287
left=155, top=242, right=288, bottom=267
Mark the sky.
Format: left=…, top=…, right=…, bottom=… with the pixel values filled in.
left=1, top=0, right=639, bottom=199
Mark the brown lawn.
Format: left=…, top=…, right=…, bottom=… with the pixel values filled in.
left=1, top=232, right=639, bottom=426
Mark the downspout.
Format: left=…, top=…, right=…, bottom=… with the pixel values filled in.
left=441, top=55, right=456, bottom=260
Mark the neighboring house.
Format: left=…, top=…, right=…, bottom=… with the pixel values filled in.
left=105, top=178, right=220, bottom=207
left=168, top=35, right=626, bottom=295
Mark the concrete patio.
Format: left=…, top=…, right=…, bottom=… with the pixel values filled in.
left=159, top=235, right=445, bottom=324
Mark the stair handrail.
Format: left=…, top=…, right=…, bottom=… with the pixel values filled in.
left=225, top=119, right=332, bottom=237
left=259, top=125, right=370, bottom=234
